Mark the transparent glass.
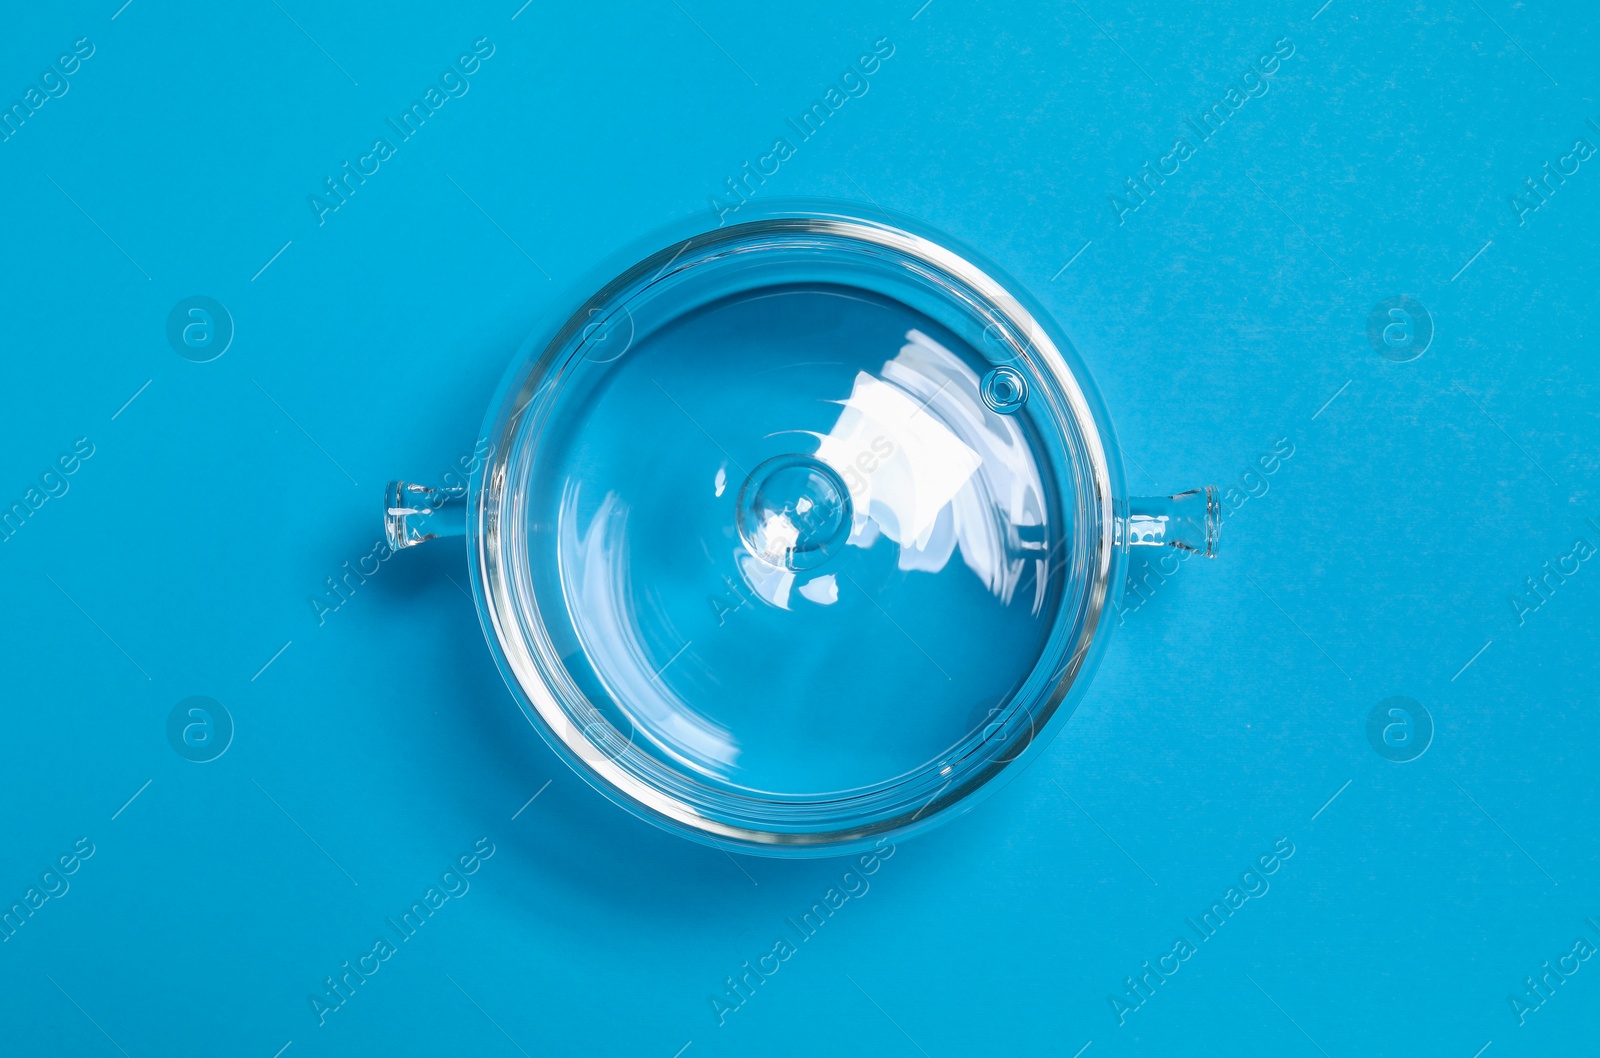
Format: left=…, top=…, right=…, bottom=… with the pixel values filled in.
left=387, top=207, right=1217, bottom=857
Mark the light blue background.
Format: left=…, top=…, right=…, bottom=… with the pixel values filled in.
left=2, top=1, right=1597, bottom=1055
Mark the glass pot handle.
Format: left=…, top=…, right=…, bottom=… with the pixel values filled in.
left=385, top=482, right=1221, bottom=555
left=384, top=481, right=468, bottom=550
left=1125, top=487, right=1220, bottom=557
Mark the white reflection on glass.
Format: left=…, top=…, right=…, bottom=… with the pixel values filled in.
left=736, top=550, right=794, bottom=610
left=798, top=573, right=838, bottom=605
left=807, top=328, right=1050, bottom=612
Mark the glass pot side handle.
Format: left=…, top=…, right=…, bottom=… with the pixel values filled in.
left=1124, top=487, right=1220, bottom=557
left=384, top=481, right=469, bottom=550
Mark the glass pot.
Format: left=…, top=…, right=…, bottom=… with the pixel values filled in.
left=386, top=206, right=1217, bottom=858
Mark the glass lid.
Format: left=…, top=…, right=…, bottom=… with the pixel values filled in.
left=475, top=214, right=1116, bottom=850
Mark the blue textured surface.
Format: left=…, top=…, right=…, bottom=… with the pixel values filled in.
left=3, top=1, right=1598, bottom=1055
